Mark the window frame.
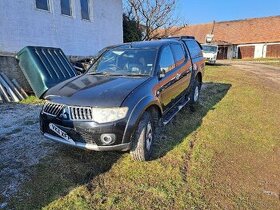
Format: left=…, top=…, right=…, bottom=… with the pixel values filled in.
left=35, top=0, right=50, bottom=12
left=60, top=0, right=72, bottom=17
left=170, top=43, right=187, bottom=67
left=158, top=44, right=176, bottom=75
left=80, top=0, right=90, bottom=21
left=183, top=40, right=203, bottom=59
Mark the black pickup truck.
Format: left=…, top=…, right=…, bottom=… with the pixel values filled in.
left=40, top=36, right=205, bottom=161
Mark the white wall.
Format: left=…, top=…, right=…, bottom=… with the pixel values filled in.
left=0, top=0, right=123, bottom=56
left=227, top=45, right=233, bottom=59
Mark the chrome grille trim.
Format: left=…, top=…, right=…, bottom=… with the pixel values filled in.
left=43, top=102, right=65, bottom=116
left=69, top=106, right=93, bottom=121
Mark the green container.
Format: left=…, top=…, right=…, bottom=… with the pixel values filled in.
left=16, top=46, right=77, bottom=98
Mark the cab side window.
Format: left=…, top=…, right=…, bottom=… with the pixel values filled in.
left=170, top=44, right=186, bottom=66
left=184, top=40, right=202, bottom=59
left=159, top=46, right=175, bottom=73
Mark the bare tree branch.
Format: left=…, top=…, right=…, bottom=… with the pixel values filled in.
left=125, top=0, right=185, bottom=40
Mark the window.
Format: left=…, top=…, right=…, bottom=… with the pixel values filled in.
left=36, top=0, right=49, bottom=11
left=61, top=0, right=72, bottom=16
left=184, top=40, right=202, bottom=59
left=80, top=0, right=90, bottom=20
left=159, top=46, right=175, bottom=73
left=88, top=48, right=157, bottom=76
left=170, top=44, right=186, bottom=65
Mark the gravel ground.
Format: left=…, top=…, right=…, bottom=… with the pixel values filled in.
left=0, top=103, right=57, bottom=208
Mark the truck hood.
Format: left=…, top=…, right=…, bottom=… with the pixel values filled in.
left=44, top=74, right=148, bottom=107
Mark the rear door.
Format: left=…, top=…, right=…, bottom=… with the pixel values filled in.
left=170, top=43, right=192, bottom=96
left=157, top=44, right=190, bottom=111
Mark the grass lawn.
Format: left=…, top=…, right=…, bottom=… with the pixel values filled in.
left=20, top=95, right=44, bottom=105
left=10, top=65, right=280, bottom=209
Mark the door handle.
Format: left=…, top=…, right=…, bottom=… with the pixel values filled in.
left=175, top=73, right=181, bottom=80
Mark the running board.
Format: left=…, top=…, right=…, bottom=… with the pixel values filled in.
left=163, top=97, right=190, bottom=126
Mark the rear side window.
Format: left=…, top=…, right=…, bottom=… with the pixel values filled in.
left=159, top=46, right=175, bottom=73
left=170, top=44, right=186, bottom=65
left=184, top=40, right=202, bottom=59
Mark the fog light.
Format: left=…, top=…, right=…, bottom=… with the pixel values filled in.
left=100, top=134, right=116, bottom=145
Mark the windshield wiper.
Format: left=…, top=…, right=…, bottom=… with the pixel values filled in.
left=87, top=72, right=111, bottom=76
left=124, top=74, right=150, bottom=77
left=88, top=72, right=149, bottom=77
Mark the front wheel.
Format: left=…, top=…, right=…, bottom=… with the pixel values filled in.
left=130, top=112, right=154, bottom=161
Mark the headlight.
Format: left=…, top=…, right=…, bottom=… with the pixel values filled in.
left=92, top=107, right=129, bottom=123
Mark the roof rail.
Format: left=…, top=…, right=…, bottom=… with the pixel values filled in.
left=165, top=36, right=195, bottom=40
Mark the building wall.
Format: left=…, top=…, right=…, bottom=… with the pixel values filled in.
left=227, top=45, right=233, bottom=59
left=0, top=0, right=123, bottom=56
left=236, top=42, right=280, bottom=59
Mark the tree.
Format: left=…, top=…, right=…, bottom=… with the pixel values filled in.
left=125, top=0, right=183, bottom=40
left=123, top=14, right=142, bottom=43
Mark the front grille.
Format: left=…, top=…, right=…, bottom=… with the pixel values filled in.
left=43, top=102, right=65, bottom=116
left=69, top=106, right=93, bottom=121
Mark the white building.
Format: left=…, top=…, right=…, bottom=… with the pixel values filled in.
left=0, top=0, right=123, bottom=56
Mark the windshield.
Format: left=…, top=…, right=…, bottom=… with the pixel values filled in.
left=202, top=45, right=218, bottom=53
left=88, top=48, right=157, bottom=76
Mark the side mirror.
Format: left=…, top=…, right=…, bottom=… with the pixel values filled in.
left=159, top=68, right=166, bottom=79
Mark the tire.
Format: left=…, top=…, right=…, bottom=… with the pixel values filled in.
left=130, top=112, right=154, bottom=161
left=190, top=78, right=202, bottom=106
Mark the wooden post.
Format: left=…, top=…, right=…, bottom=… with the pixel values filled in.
left=0, top=81, right=10, bottom=102
left=0, top=75, right=19, bottom=102
left=12, top=79, right=29, bottom=99
left=0, top=73, right=24, bottom=100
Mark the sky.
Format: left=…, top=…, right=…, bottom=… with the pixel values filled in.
left=175, top=0, right=280, bottom=24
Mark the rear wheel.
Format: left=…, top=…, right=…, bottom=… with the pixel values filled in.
left=130, top=112, right=154, bottom=161
left=190, top=78, right=202, bottom=110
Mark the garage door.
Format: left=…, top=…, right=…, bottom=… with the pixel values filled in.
left=217, top=46, right=228, bottom=60
left=266, top=44, right=280, bottom=58
left=238, top=46, right=255, bottom=59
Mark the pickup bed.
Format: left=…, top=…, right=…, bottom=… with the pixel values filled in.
left=40, top=37, right=205, bottom=161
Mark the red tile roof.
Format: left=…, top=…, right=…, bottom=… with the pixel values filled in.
left=168, top=16, right=280, bottom=45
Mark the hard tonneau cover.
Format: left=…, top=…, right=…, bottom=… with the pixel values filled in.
left=16, top=46, right=77, bottom=98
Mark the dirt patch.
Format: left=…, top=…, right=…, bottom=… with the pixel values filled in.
left=0, top=103, right=57, bottom=206
left=230, top=63, right=280, bottom=87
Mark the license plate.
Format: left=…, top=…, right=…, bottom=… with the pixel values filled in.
left=49, top=123, right=75, bottom=144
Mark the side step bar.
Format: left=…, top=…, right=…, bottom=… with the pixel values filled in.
left=163, top=97, right=190, bottom=126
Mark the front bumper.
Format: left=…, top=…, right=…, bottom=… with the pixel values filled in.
left=44, top=133, right=130, bottom=151
left=40, top=112, right=131, bottom=151
left=205, top=58, right=216, bottom=64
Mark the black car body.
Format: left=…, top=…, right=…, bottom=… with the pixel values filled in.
left=40, top=37, right=205, bottom=161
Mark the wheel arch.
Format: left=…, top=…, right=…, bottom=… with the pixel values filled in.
left=122, top=96, right=162, bottom=144
left=196, top=71, right=202, bottom=83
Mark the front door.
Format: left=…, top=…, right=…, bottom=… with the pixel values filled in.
left=157, top=44, right=191, bottom=112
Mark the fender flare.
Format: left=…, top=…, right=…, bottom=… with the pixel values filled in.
left=122, top=96, right=162, bottom=143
